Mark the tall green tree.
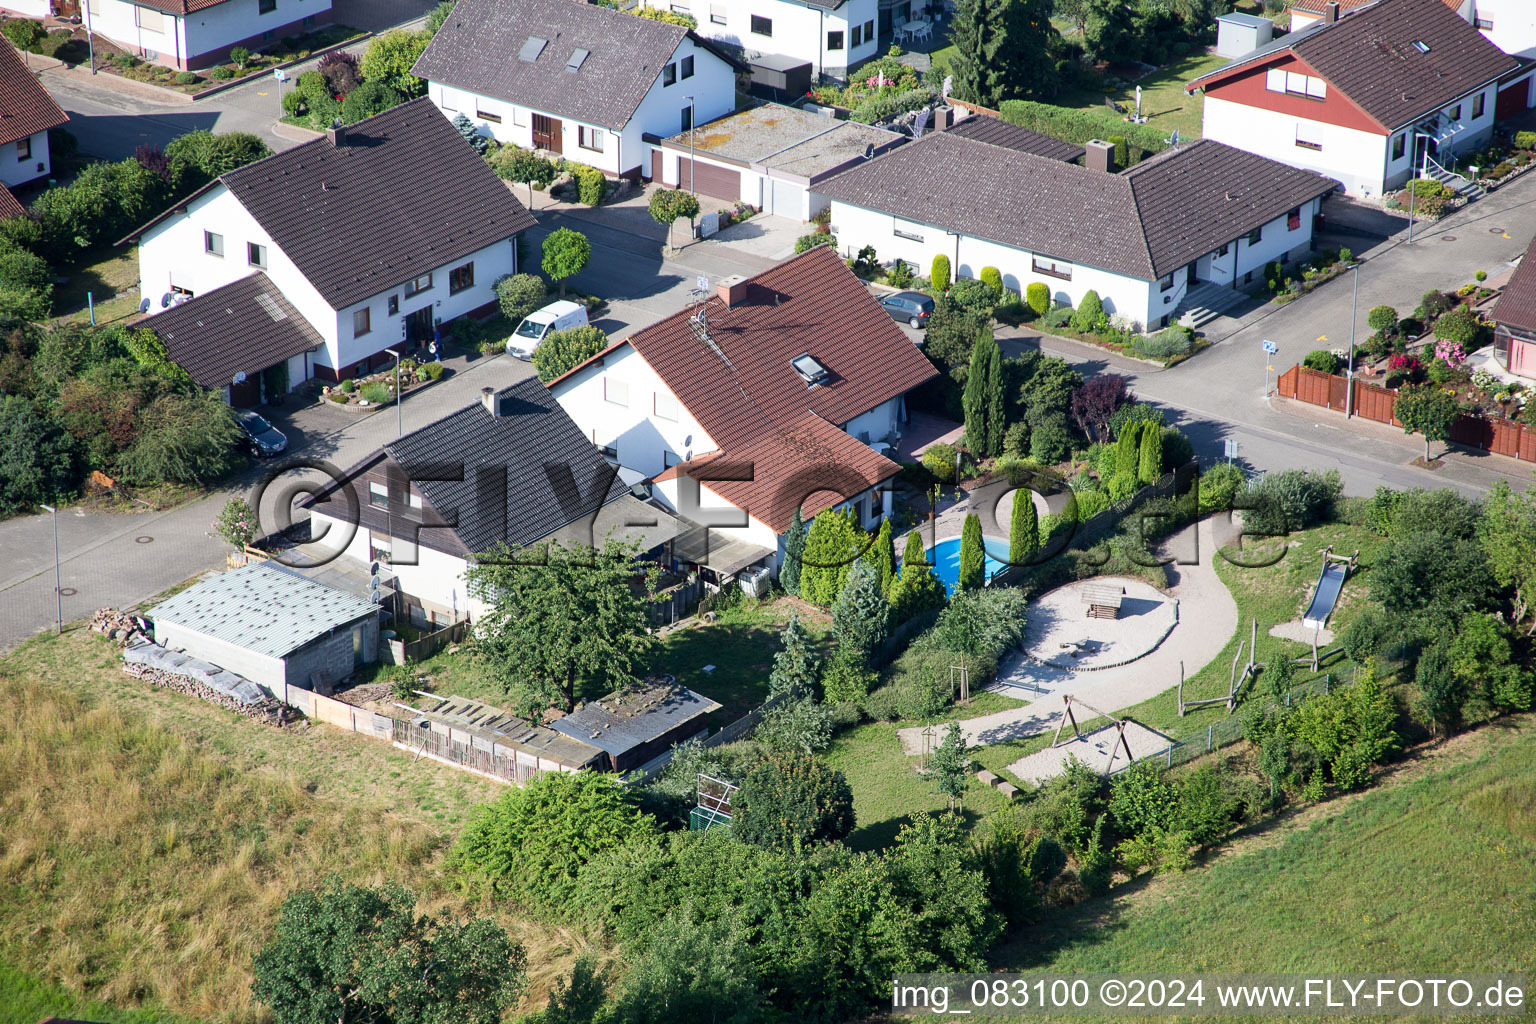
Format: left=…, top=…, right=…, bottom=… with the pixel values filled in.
left=1009, top=487, right=1038, bottom=565
left=868, top=517, right=897, bottom=596
left=1137, top=414, right=1163, bottom=484
left=1395, top=383, right=1459, bottom=462
left=950, top=0, right=1059, bottom=106
left=891, top=529, right=947, bottom=622
left=781, top=505, right=807, bottom=596
left=957, top=513, right=985, bottom=592
left=799, top=507, right=868, bottom=606
left=735, top=751, right=855, bottom=849
left=986, top=338, right=1005, bottom=457
left=928, top=722, right=969, bottom=811
left=1413, top=644, right=1466, bottom=738
left=1479, top=480, right=1536, bottom=635
left=615, top=911, right=764, bottom=1024
left=1081, top=0, right=1136, bottom=62
left=541, top=228, right=592, bottom=296
left=465, top=539, right=658, bottom=716
left=961, top=326, right=1005, bottom=458
left=251, top=878, right=525, bottom=1024
left=1114, top=419, right=1141, bottom=476
left=768, top=612, right=820, bottom=697
left=832, top=560, right=889, bottom=666
left=359, top=28, right=432, bottom=96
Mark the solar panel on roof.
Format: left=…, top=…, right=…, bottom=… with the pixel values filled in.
left=519, top=36, right=547, bottom=62
left=566, top=48, right=590, bottom=73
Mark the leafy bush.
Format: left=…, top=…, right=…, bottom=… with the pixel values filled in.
left=456, top=770, right=657, bottom=909
left=1070, top=290, right=1106, bottom=332
left=494, top=272, right=547, bottom=324
left=1042, top=305, right=1073, bottom=328
left=417, top=360, right=444, bottom=381
left=340, top=80, right=404, bottom=124
left=1133, top=326, right=1193, bottom=359
left=1197, top=462, right=1244, bottom=514
left=979, top=266, right=1003, bottom=297
left=565, top=162, right=605, bottom=206
left=734, top=752, right=854, bottom=849
left=794, top=232, right=835, bottom=254
left=360, top=382, right=392, bottom=405
left=1029, top=414, right=1074, bottom=464
left=1002, top=420, right=1030, bottom=457
left=1240, top=468, right=1341, bottom=536
left=532, top=324, right=607, bottom=383
left=2, top=19, right=46, bottom=51
left=1025, top=282, right=1050, bottom=315
left=174, top=71, right=199, bottom=85
left=228, top=46, right=251, bottom=69
left=862, top=684, right=902, bottom=721
left=1303, top=349, right=1339, bottom=374
left=999, top=100, right=1167, bottom=157
left=948, top=276, right=995, bottom=315
left=848, top=87, right=934, bottom=124
left=919, top=586, right=1029, bottom=661
left=360, top=27, right=431, bottom=96
left=117, top=391, right=243, bottom=485
left=920, top=441, right=959, bottom=479
left=1432, top=305, right=1480, bottom=347
left=318, top=48, right=362, bottom=95
left=931, top=254, right=951, bottom=290
left=634, top=4, right=697, bottom=26
left=0, top=395, right=79, bottom=515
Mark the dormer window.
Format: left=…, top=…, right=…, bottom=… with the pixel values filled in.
left=791, top=353, right=828, bottom=385
left=1412, top=40, right=1429, bottom=53
left=518, top=36, right=547, bottom=62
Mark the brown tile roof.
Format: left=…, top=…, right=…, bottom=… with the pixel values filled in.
left=945, top=113, right=1085, bottom=163
left=820, top=133, right=1338, bottom=280
left=0, top=40, right=69, bottom=148
left=621, top=245, right=936, bottom=454
left=1289, top=0, right=1459, bottom=14
left=133, top=0, right=236, bottom=12
left=414, top=0, right=734, bottom=131
left=1491, top=235, right=1536, bottom=334
left=1189, top=0, right=1517, bottom=131
left=124, top=98, right=536, bottom=310
left=138, top=272, right=324, bottom=389
left=0, top=184, right=24, bottom=220
left=657, top=411, right=900, bottom=532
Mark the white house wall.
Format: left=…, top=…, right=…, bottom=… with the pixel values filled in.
left=81, top=1, right=187, bottom=67
left=840, top=394, right=899, bottom=445
left=1472, top=0, right=1536, bottom=58
left=309, top=509, right=487, bottom=621
left=0, top=130, right=50, bottom=188
left=0, top=1, right=50, bottom=16
left=551, top=343, right=718, bottom=478
left=686, top=0, right=878, bottom=78
left=183, top=0, right=333, bottom=67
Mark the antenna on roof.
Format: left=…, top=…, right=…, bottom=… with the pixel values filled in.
left=863, top=143, right=874, bottom=160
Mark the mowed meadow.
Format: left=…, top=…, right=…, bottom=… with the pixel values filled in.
left=0, top=633, right=604, bottom=1023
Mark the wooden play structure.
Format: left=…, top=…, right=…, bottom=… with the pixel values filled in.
left=1049, top=694, right=1137, bottom=774
left=1081, top=583, right=1125, bottom=620
left=1178, top=619, right=1258, bottom=716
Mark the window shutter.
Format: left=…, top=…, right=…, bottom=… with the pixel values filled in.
left=1266, top=68, right=1286, bottom=92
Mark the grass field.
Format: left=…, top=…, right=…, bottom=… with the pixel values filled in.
left=1053, top=49, right=1230, bottom=143
left=992, top=716, right=1536, bottom=1021
left=50, top=243, right=142, bottom=327
left=0, top=634, right=605, bottom=1022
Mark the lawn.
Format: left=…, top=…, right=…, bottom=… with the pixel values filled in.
left=50, top=243, right=142, bottom=327
left=1053, top=49, right=1231, bottom=143
left=993, top=715, right=1536, bottom=1018
left=0, top=640, right=608, bottom=1022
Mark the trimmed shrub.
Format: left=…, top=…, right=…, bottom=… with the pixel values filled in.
left=340, top=80, right=404, bottom=124
left=998, top=100, right=1167, bottom=159
left=1106, top=133, right=1128, bottom=169
left=1069, top=290, right=1106, bottom=332
left=532, top=324, right=607, bottom=383
left=494, top=272, right=547, bottom=324
left=794, top=232, right=835, bottom=254
left=979, top=266, right=1003, bottom=298
left=931, top=254, right=951, bottom=290
left=174, top=71, right=199, bottom=85
left=208, top=67, right=235, bottom=80
left=1025, top=282, right=1050, bottom=316
left=565, top=162, right=605, bottom=206
left=1302, top=349, right=1339, bottom=374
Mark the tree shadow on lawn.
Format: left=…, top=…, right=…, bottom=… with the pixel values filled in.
left=847, top=804, right=989, bottom=854
left=654, top=620, right=781, bottom=719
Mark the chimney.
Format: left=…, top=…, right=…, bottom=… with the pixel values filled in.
left=481, top=386, right=501, bottom=417
left=716, top=274, right=748, bottom=308
left=1324, top=1, right=1339, bottom=24
left=933, top=106, right=954, bottom=131
left=1085, top=139, right=1115, bottom=173
left=326, top=123, right=347, bottom=148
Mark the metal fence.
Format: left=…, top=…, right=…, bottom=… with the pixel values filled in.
left=1118, top=674, right=1336, bottom=773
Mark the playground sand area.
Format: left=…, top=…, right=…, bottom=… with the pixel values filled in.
left=1006, top=720, right=1174, bottom=785
left=1023, top=577, right=1177, bottom=670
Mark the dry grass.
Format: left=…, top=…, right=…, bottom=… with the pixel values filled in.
left=0, top=633, right=611, bottom=1021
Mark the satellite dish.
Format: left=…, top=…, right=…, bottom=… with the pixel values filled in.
left=1166, top=128, right=1181, bottom=146
left=685, top=449, right=693, bottom=461
left=232, top=371, right=247, bottom=385
left=138, top=298, right=151, bottom=314
left=160, top=293, right=172, bottom=308
left=371, top=560, right=382, bottom=576
left=370, top=573, right=381, bottom=588
left=684, top=434, right=692, bottom=447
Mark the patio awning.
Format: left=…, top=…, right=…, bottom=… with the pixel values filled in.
left=674, top=529, right=775, bottom=578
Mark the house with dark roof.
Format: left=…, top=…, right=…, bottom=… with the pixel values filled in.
left=547, top=245, right=937, bottom=575
left=0, top=39, right=69, bottom=190
left=414, top=0, right=739, bottom=180
left=303, top=376, right=689, bottom=627
left=683, top=0, right=879, bottom=82
left=123, top=98, right=535, bottom=389
left=1490, top=234, right=1536, bottom=381
left=647, top=101, right=905, bottom=219
left=819, top=129, right=1339, bottom=330
left=1186, top=0, right=1532, bottom=197
left=2, top=0, right=334, bottom=71
left=1290, top=0, right=1534, bottom=57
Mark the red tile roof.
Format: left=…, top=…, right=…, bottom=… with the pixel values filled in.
left=1492, top=235, right=1536, bottom=334
left=0, top=184, right=23, bottom=220
left=656, top=412, right=899, bottom=532
left=1289, top=0, right=1459, bottom=14
left=0, top=41, right=69, bottom=148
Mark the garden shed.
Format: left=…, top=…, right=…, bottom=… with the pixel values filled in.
left=549, top=681, right=722, bottom=772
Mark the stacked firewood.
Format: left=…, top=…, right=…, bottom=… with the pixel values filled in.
left=90, top=608, right=148, bottom=646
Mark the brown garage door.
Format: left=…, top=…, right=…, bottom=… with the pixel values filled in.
left=675, top=156, right=740, bottom=202
left=1498, top=79, right=1531, bottom=120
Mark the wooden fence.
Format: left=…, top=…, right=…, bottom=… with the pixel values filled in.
left=383, top=621, right=468, bottom=665
left=1276, top=363, right=1536, bottom=459
left=277, top=683, right=395, bottom=740
left=389, top=717, right=577, bottom=784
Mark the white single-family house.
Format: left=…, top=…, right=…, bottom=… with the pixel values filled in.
left=413, top=0, right=740, bottom=180
left=818, top=122, right=1340, bottom=330
left=0, top=0, right=335, bottom=70
left=546, top=245, right=937, bottom=578
left=122, top=98, right=536, bottom=394
left=303, top=376, right=688, bottom=626
left=683, top=0, right=880, bottom=81
left=1187, top=0, right=1532, bottom=197
left=0, top=39, right=69, bottom=191
left=1290, top=0, right=1535, bottom=57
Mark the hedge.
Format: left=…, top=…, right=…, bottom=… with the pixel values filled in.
left=997, top=101, right=1168, bottom=162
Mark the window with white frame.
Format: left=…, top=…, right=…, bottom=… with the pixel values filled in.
left=1295, top=122, right=1323, bottom=151
left=892, top=217, right=924, bottom=242
left=1473, top=92, right=1486, bottom=119
left=16, top=137, right=30, bottom=160
left=655, top=391, right=679, bottom=420
left=476, top=103, right=502, bottom=124
left=1031, top=256, right=1072, bottom=280
left=605, top=377, right=629, bottom=406
left=579, top=126, right=605, bottom=152
left=369, top=481, right=388, bottom=507
left=204, top=230, right=224, bottom=257
left=751, top=14, right=772, bottom=35
left=710, top=3, right=726, bottom=23
left=1475, top=17, right=1492, bottom=30
left=405, top=272, right=432, bottom=297
left=512, top=106, right=528, bottom=127
left=354, top=307, right=371, bottom=336
left=135, top=5, right=164, bottom=31
left=663, top=62, right=677, bottom=86
left=440, top=89, right=456, bottom=112
left=681, top=55, right=693, bottom=79
left=248, top=242, right=267, bottom=268
left=1265, top=67, right=1325, bottom=99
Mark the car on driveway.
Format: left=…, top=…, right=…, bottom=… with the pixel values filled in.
left=877, top=291, right=933, bottom=329
left=238, top=411, right=288, bottom=457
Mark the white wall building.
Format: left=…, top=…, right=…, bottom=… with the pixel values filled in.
left=683, top=0, right=879, bottom=81
left=124, top=99, right=535, bottom=387
left=819, top=130, right=1338, bottom=330
left=415, top=0, right=739, bottom=179
left=0, top=39, right=69, bottom=190
left=62, top=0, right=334, bottom=71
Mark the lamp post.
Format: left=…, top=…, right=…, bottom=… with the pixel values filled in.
left=1344, top=261, right=1361, bottom=418
left=83, top=0, right=96, bottom=74
left=386, top=347, right=401, bottom=438
left=1406, top=131, right=1436, bottom=246
left=39, top=504, right=61, bottom=634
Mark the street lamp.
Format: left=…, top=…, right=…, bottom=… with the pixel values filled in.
left=39, top=504, right=61, bottom=634
left=385, top=347, right=402, bottom=438
left=1343, top=260, right=1361, bottom=418
left=1406, top=131, right=1439, bottom=246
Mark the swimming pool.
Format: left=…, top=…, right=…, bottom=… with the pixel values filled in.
left=919, top=535, right=1012, bottom=595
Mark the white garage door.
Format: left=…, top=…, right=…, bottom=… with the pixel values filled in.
left=769, top=178, right=806, bottom=221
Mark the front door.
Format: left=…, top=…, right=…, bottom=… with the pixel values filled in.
left=1186, top=263, right=1198, bottom=287
left=405, top=306, right=434, bottom=345
left=532, top=114, right=562, bottom=154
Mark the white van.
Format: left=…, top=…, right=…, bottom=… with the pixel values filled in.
left=506, top=300, right=588, bottom=359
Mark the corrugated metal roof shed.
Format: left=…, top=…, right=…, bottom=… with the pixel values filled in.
left=550, top=682, right=721, bottom=757
left=149, top=562, right=379, bottom=659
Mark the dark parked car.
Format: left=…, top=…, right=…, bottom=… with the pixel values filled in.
left=878, top=291, right=933, bottom=329
left=237, top=411, right=288, bottom=457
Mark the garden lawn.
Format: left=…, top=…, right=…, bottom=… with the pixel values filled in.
left=823, top=689, right=1025, bottom=852
left=1053, top=49, right=1230, bottom=144
left=0, top=962, right=190, bottom=1024
left=992, top=716, right=1536, bottom=1020
left=50, top=244, right=141, bottom=327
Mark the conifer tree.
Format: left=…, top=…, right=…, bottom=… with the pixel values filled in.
left=1009, top=487, right=1038, bottom=565
left=780, top=506, right=806, bottom=596
left=1138, top=420, right=1163, bottom=485
left=768, top=613, right=820, bottom=697
left=868, top=518, right=897, bottom=596
left=831, top=561, right=889, bottom=666
left=957, top=513, right=985, bottom=592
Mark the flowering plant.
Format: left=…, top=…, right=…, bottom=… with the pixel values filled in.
left=211, top=497, right=258, bottom=552
left=1433, top=339, right=1468, bottom=367
left=1388, top=354, right=1421, bottom=372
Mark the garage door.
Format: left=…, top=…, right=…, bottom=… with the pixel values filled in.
left=768, top=177, right=805, bottom=220
left=1498, top=79, right=1531, bottom=120
left=676, top=156, right=740, bottom=201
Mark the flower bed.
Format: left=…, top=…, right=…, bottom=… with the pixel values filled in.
left=320, top=358, right=445, bottom=408
left=1261, top=246, right=1353, bottom=305
left=86, top=24, right=362, bottom=95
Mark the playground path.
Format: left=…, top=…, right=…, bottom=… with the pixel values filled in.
left=896, top=517, right=1239, bottom=757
